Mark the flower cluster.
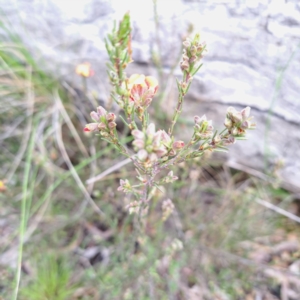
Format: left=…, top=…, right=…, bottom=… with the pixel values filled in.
left=84, top=106, right=117, bottom=137
left=132, top=123, right=184, bottom=165
left=180, top=34, right=206, bottom=74
left=193, top=115, right=214, bottom=140
left=225, top=106, right=256, bottom=137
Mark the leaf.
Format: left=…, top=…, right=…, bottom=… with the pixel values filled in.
left=213, top=148, right=228, bottom=153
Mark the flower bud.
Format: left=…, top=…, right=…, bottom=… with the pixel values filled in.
left=131, top=129, right=144, bottom=140
left=241, top=106, right=251, bottom=119
left=169, top=149, right=176, bottom=156
left=97, top=106, right=107, bottom=117
left=132, top=139, right=145, bottom=149
left=160, top=130, right=171, bottom=144
left=182, top=54, right=189, bottom=62
left=194, top=115, right=206, bottom=124
left=232, top=112, right=242, bottom=123
left=227, top=106, right=236, bottom=116
left=231, top=128, right=238, bottom=135
left=108, top=121, right=117, bottom=129
left=84, top=123, right=98, bottom=132
left=164, top=171, right=178, bottom=183
left=153, top=131, right=162, bottom=146
left=224, top=117, right=233, bottom=129
left=241, top=121, right=249, bottom=129
left=223, top=135, right=235, bottom=145
left=146, top=123, right=155, bottom=137
left=100, top=131, right=109, bottom=137
left=181, top=81, right=188, bottom=90
left=90, top=111, right=99, bottom=122
left=183, top=40, right=191, bottom=49
left=196, top=45, right=204, bottom=53
left=149, top=153, right=158, bottom=162
left=117, top=179, right=131, bottom=193
left=189, top=55, right=197, bottom=63
left=194, top=124, right=201, bottom=131
left=137, top=149, right=148, bottom=161
left=106, top=112, right=116, bottom=122
left=98, top=122, right=106, bottom=130
left=180, top=61, right=189, bottom=70
left=172, top=140, right=185, bottom=150
left=213, top=135, right=221, bottom=143
left=155, top=147, right=168, bottom=158
left=190, top=45, right=197, bottom=55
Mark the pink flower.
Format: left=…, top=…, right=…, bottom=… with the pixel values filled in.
left=172, top=141, right=185, bottom=150
left=132, top=129, right=144, bottom=140
left=90, top=111, right=99, bottom=122
left=127, top=74, right=158, bottom=108
left=84, top=123, right=98, bottom=132
left=97, top=106, right=107, bottom=117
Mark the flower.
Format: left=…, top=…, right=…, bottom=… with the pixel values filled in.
left=84, top=106, right=117, bottom=134
left=127, top=74, right=158, bottom=108
left=193, top=114, right=214, bottom=139
left=131, top=123, right=172, bottom=164
left=76, top=62, right=94, bottom=78
left=163, top=171, right=178, bottom=183
left=172, top=140, right=185, bottom=150
left=117, top=179, right=132, bottom=193
left=225, top=106, right=256, bottom=136
left=84, top=123, right=99, bottom=132
left=0, top=180, right=6, bottom=192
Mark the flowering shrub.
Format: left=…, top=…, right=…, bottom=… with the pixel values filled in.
left=84, top=13, right=256, bottom=222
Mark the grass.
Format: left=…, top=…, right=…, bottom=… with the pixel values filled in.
left=1, top=16, right=300, bottom=300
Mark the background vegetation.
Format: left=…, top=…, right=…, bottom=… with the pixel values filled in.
left=1, top=11, right=300, bottom=300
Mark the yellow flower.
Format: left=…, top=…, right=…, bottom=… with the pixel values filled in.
left=76, top=62, right=94, bottom=77
left=0, top=180, right=6, bottom=192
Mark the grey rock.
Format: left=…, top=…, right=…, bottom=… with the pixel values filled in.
left=1, top=0, right=299, bottom=189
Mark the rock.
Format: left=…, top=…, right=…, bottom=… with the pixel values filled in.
left=1, top=0, right=299, bottom=188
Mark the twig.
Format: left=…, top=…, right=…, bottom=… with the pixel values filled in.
left=86, top=158, right=132, bottom=185
left=55, top=90, right=89, bottom=157
left=54, top=94, right=104, bottom=216
left=255, top=198, right=300, bottom=224
left=226, top=160, right=300, bottom=194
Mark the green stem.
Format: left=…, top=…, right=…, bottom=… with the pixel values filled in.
left=13, top=128, right=36, bottom=300
left=168, top=72, right=189, bottom=136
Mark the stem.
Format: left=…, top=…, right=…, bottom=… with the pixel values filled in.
left=13, top=129, right=36, bottom=300
left=141, top=113, right=147, bottom=131
left=168, top=72, right=189, bottom=136
left=82, top=76, right=87, bottom=95
left=131, top=174, right=149, bottom=253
